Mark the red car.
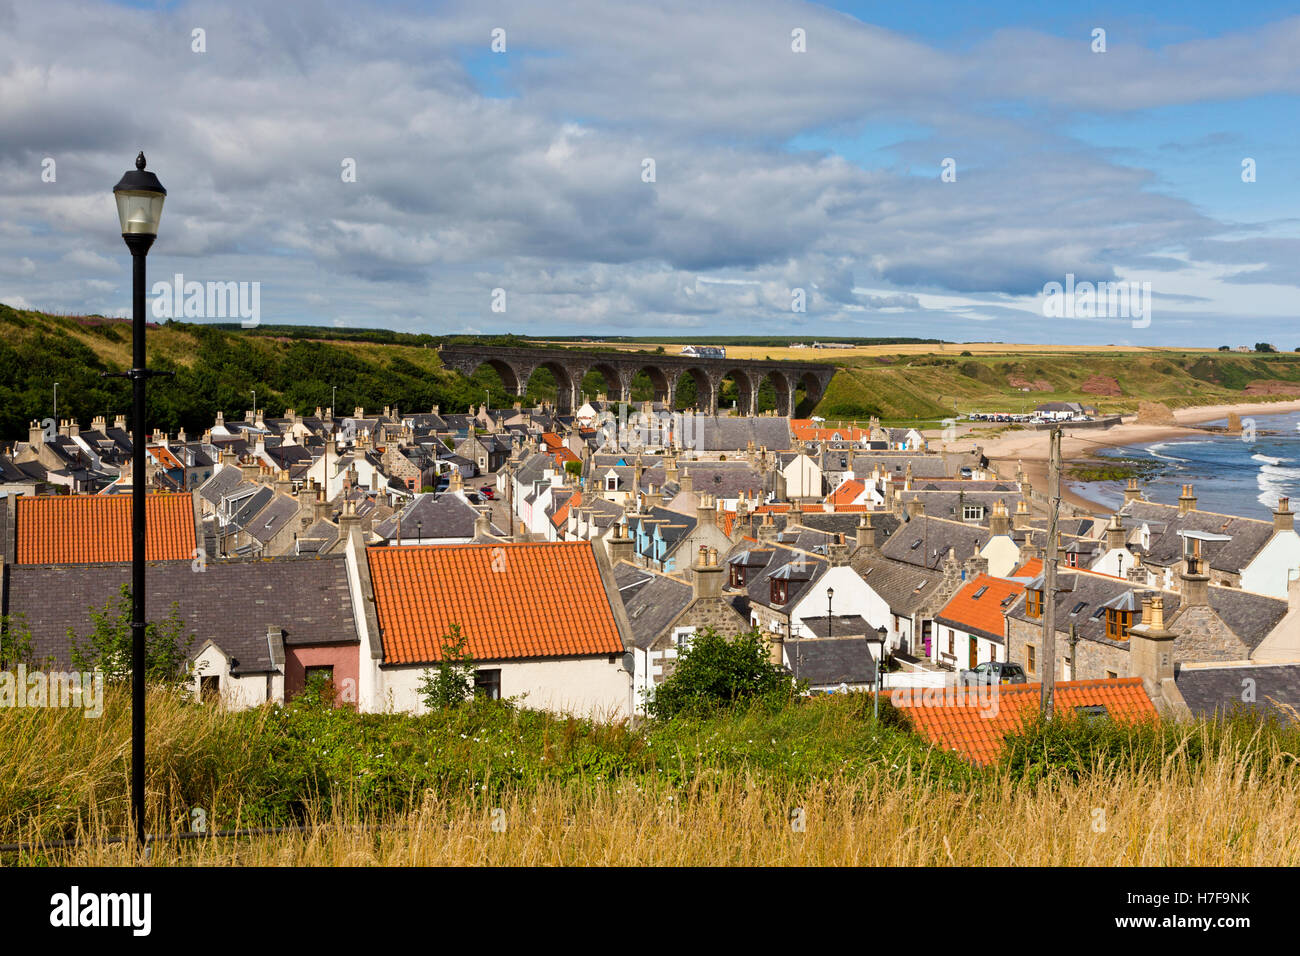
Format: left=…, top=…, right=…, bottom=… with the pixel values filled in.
left=480, top=486, right=496, bottom=499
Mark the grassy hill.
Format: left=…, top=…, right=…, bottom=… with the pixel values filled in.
left=5, top=304, right=1300, bottom=436
left=4, top=687, right=1299, bottom=865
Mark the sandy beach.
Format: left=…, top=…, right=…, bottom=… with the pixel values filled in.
left=950, top=399, right=1300, bottom=515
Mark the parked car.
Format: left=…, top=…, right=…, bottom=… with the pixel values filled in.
left=480, top=487, right=496, bottom=499
left=465, top=491, right=483, bottom=504
left=960, top=660, right=1027, bottom=685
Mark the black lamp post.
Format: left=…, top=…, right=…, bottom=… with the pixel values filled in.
left=826, top=586, right=834, bottom=640
left=873, top=624, right=888, bottom=720
left=113, top=152, right=166, bottom=849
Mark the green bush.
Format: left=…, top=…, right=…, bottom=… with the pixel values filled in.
left=647, top=627, right=797, bottom=720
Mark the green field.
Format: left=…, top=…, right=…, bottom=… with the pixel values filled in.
left=4, top=304, right=1300, bottom=433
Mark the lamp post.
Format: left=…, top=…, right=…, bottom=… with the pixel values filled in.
left=826, top=587, right=834, bottom=640
left=113, top=151, right=166, bottom=849
left=873, top=625, right=888, bottom=720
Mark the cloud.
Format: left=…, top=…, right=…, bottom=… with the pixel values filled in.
left=0, top=0, right=1294, bottom=343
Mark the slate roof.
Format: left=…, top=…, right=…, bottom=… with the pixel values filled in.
left=724, top=542, right=828, bottom=613
left=15, top=493, right=197, bottom=564
left=881, top=515, right=989, bottom=569
left=9, top=555, right=359, bottom=673
left=367, top=541, right=625, bottom=664
left=798, top=615, right=873, bottom=638
left=371, top=492, right=498, bottom=541
left=852, top=454, right=950, bottom=478
left=788, top=636, right=875, bottom=686
left=1175, top=662, right=1300, bottom=722
left=851, top=554, right=947, bottom=616
left=688, top=417, right=793, bottom=452
left=1119, top=500, right=1275, bottom=573
left=614, top=563, right=693, bottom=650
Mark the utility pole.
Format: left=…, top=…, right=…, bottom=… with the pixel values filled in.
left=1041, top=425, right=1061, bottom=718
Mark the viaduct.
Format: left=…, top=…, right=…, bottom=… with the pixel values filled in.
left=436, top=345, right=839, bottom=416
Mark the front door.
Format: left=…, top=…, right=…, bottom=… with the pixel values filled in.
left=969, top=636, right=978, bottom=670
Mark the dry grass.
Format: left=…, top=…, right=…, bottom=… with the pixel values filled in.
left=16, top=744, right=1300, bottom=867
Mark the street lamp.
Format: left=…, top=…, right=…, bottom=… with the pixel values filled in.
left=826, top=587, right=834, bottom=640
left=873, top=625, right=888, bottom=720
left=113, top=151, right=166, bottom=850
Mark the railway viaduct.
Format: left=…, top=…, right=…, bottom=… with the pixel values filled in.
left=436, top=345, right=838, bottom=416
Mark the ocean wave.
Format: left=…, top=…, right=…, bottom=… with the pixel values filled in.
left=1252, top=453, right=1288, bottom=467
left=1146, top=440, right=1209, bottom=463
left=1255, top=460, right=1300, bottom=511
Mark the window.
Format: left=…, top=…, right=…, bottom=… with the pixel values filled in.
left=730, top=566, right=746, bottom=588
left=1026, top=588, right=1043, bottom=618
left=1065, top=552, right=1079, bottom=568
left=948, top=631, right=954, bottom=655
left=770, top=579, right=788, bottom=606
left=475, top=669, right=502, bottom=700
left=963, top=505, right=984, bottom=521
left=1105, top=670, right=1118, bottom=680
left=1105, top=609, right=1134, bottom=641
left=972, top=585, right=989, bottom=599
left=1026, top=644, right=1037, bottom=674
left=1069, top=601, right=1087, bottom=616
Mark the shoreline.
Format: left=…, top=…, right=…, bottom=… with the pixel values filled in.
left=967, top=399, right=1300, bottom=516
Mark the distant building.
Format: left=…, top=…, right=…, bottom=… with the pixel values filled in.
left=680, top=345, right=726, bottom=359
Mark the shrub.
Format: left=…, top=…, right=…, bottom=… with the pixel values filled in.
left=418, top=624, right=477, bottom=711
left=647, top=627, right=797, bottom=720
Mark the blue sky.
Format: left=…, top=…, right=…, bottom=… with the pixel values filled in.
left=1, top=0, right=1297, bottom=345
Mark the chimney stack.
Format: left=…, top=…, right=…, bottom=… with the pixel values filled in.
left=855, top=512, right=877, bottom=552
left=1128, top=594, right=1179, bottom=708
left=1012, top=499, right=1031, bottom=531
left=1178, top=483, right=1197, bottom=515
left=1180, top=540, right=1210, bottom=607
left=989, top=499, right=1010, bottom=537
left=1124, top=477, right=1142, bottom=505
left=608, top=521, right=634, bottom=564
left=1275, top=497, right=1294, bottom=534
left=1106, top=513, right=1127, bottom=552
left=474, top=507, right=492, bottom=538
left=693, top=545, right=724, bottom=599
left=828, top=533, right=850, bottom=567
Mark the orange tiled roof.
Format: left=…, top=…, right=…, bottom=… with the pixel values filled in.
left=790, top=419, right=870, bottom=442
left=1012, top=557, right=1043, bottom=577
left=893, top=678, right=1157, bottom=765
left=551, top=490, right=582, bottom=527
left=935, top=573, right=1024, bottom=640
left=541, top=432, right=565, bottom=450
left=828, top=479, right=866, bottom=506
left=549, top=447, right=579, bottom=466
left=16, top=493, right=197, bottom=564
left=367, top=541, right=625, bottom=664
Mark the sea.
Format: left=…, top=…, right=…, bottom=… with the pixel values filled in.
left=1069, top=409, right=1300, bottom=521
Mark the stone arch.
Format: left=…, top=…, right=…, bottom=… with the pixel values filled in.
left=522, top=359, right=580, bottom=413
left=467, top=358, right=525, bottom=400
left=753, top=369, right=793, bottom=415
left=718, top=368, right=758, bottom=416
left=579, top=362, right=627, bottom=404
left=629, top=364, right=673, bottom=407
left=672, top=366, right=714, bottom=413
left=794, top=369, right=830, bottom=417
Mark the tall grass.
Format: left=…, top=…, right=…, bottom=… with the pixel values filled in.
left=3, top=687, right=1299, bottom=865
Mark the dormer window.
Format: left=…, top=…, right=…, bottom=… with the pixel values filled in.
left=963, top=505, right=984, bottom=521
left=1026, top=588, right=1043, bottom=619
left=1105, top=609, right=1134, bottom=641
left=771, top=579, right=788, bottom=606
